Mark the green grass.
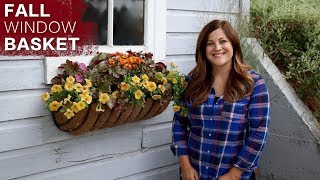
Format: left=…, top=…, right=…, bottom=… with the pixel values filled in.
left=250, top=0, right=320, bottom=121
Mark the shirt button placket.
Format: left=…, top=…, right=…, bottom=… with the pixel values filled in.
left=208, top=117, right=213, bottom=173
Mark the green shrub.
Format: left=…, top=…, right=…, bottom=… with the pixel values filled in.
left=250, top=0, right=320, bottom=120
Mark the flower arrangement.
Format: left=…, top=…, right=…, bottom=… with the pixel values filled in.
left=41, top=59, right=93, bottom=120
left=41, top=51, right=187, bottom=134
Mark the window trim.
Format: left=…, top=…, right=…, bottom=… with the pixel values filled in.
left=44, top=0, right=166, bottom=84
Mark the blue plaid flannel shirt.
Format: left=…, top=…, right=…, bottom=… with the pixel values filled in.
left=171, top=70, right=270, bottom=179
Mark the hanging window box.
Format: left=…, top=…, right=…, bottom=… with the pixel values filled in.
left=41, top=51, right=188, bottom=135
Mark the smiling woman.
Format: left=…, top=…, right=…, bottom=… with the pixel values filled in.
left=171, top=20, right=270, bottom=180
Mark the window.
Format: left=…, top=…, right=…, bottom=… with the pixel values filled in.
left=113, top=0, right=144, bottom=45
left=45, top=0, right=166, bottom=84
left=81, top=0, right=145, bottom=46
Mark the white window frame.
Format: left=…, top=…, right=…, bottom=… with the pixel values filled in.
left=44, top=0, right=166, bottom=84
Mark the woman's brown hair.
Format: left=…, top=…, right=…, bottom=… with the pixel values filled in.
left=185, top=20, right=254, bottom=105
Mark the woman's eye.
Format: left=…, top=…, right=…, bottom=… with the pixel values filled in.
left=220, top=40, right=227, bottom=44
left=207, top=42, right=214, bottom=46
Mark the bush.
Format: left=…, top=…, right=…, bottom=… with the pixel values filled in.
left=251, top=0, right=320, bottom=120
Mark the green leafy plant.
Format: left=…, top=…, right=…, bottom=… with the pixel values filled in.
left=250, top=0, right=320, bottom=121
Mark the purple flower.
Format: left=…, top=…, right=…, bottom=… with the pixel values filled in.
left=155, top=62, right=167, bottom=72
left=75, top=74, right=84, bottom=83
left=78, top=63, right=89, bottom=73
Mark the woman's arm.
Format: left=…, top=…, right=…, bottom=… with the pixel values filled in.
left=171, top=108, right=199, bottom=180
left=233, top=76, right=270, bottom=172
left=171, top=111, right=190, bottom=156
left=179, top=155, right=199, bottom=180
left=219, top=167, right=244, bottom=180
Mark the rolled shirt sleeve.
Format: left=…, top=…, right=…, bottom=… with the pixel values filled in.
left=234, top=77, right=270, bottom=172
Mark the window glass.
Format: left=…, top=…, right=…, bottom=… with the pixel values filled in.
left=82, top=0, right=108, bottom=45
left=113, top=0, right=144, bottom=45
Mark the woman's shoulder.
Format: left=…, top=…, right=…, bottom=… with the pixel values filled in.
left=185, top=72, right=193, bottom=82
left=246, top=69, right=268, bottom=96
left=247, top=69, right=266, bottom=84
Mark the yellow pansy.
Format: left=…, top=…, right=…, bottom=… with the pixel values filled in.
left=49, top=101, right=62, bottom=111
left=134, top=90, right=144, bottom=100
left=80, top=85, right=89, bottom=93
left=142, top=81, right=149, bottom=88
left=66, top=76, right=75, bottom=83
left=172, top=78, right=178, bottom=84
left=64, top=82, right=74, bottom=91
left=75, top=83, right=83, bottom=92
left=71, top=102, right=81, bottom=113
left=173, top=105, right=181, bottom=112
left=168, top=62, right=175, bottom=66
left=155, top=72, right=163, bottom=80
left=182, top=81, right=188, bottom=88
left=112, top=91, right=119, bottom=99
left=146, top=82, right=157, bottom=92
left=81, top=95, right=92, bottom=104
left=80, top=92, right=90, bottom=99
left=41, top=92, right=50, bottom=101
left=120, top=82, right=131, bottom=91
left=141, top=74, right=149, bottom=81
left=50, top=84, right=62, bottom=94
left=99, top=93, right=110, bottom=104
left=158, top=85, right=166, bottom=93
left=132, top=75, right=140, bottom=84
left=161, top=77, right=167, bottom=84
left=77, top=101, right=86, bottom=110
left=137, top=82, right=143, bottom=87
left=152, top=95, right=161, bottom=100
left=64, top=109, right=75, bottom=119
left=85, top=79, right=92, bottom=88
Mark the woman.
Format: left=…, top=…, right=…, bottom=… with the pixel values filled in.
left=171, top=20, right=270, bottom=180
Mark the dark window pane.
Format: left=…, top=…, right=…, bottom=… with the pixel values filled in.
left=81, top=0, right=108, bottom=45
left=113, top=0, right=144, bottom=45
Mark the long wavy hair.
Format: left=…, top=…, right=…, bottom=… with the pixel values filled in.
left=185, top=20, right=254, bottom=105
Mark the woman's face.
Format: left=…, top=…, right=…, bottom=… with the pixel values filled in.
left=205, top=28, right=233, bottom=70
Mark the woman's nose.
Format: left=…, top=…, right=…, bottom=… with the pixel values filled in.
left=213, top=43, right=221, bottom=50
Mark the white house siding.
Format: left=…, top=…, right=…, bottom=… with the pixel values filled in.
left=0, top=0, right=246, bottom=179
left=166, top=0, right=242, bottom=75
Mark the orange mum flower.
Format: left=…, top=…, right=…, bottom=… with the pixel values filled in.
left=119, top=59, right=127, bottom=65
left=108, top=59, right=115, bottom=66
left=127, top=58, right=132, bottom=64
left=124, top=64, right=132, bottom=70
left=137, top=58, right=144, bottom=64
